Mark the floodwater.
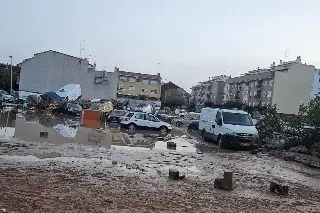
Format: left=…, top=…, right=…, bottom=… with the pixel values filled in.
left=0, top=110, right=190, bottom=151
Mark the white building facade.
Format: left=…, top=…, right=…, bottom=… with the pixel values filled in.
left=19, top=50, right=118, bottom=100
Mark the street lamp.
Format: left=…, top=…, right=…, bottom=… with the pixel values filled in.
left=9, top=56, right=12, bottom=95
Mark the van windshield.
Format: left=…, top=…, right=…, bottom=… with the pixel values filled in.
left=222, top=112, right=253, bottom=126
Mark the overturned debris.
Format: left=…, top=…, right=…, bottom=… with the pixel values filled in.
left=270, top=181, right=289, bottom=195
left=214, top=172, right=236, bottom=190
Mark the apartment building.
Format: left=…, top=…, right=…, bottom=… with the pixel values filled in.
left=115, top=67, right=162, bottom=100
left=191, top=75, right=229, bottom=107
left=224, top=56, right=317, bottom=115
left=19, top=50, right=118, bottom=100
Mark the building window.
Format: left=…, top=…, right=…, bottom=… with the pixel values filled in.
left=141, top=79, right=149, bottom=84
left=128, top=86, right=135, bottom=91
left=264, top=81, right=268, bottom=86
left=267, top=91, right=272, bottom=98
left=151, top=89, right=157, bottom=94
left=269, top=80, right=274, bottom=86
left=142, top=88, right=149, bottom=93
left=120, top=76, right=127, bottom=82
left=150, top=80, right=158, bottom=85
left=129, top=77, right=136, bottom=82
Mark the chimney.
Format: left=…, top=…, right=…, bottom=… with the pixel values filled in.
left=280, top=60, right=283, bottom=65
left=296, top=56, right=301, bottom=63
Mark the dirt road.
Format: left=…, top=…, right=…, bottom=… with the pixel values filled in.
left=0, top=132, right=320, bottom=212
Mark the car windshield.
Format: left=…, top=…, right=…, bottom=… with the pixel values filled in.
left=222, top=112, right=253, bottom=126
left=41, top=92, right=62, bottom=100
left=89, top=104, right=100, bottom=111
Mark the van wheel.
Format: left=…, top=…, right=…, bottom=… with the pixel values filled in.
left=218, top=135, right=226, bottom=149
left=201, top=130, right=207, bottom=142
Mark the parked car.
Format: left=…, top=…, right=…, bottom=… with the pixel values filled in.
left=0, top=90, right=14, bottom=103
left=120, top=112, right=172, bottom=133
left=107, top=110, right=126, bottom=123
left=199, top=108, right=259, bottom=148
left=187, top=121, right=199, bottom=130
left=173, top=113, right=200, bottom=127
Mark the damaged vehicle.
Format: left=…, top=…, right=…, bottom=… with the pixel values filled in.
left=0, top=90, right=14, bottom=103
left=199, top=108, right=259, bottom=149
left=56, top=84, right=81, bottom=101
left=54, top=103, right=83, bottom=116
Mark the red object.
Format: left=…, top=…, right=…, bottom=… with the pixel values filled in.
left=80, top=109, right=101, bottom=120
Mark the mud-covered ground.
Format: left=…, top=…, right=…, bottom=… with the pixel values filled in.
left=1, top=132, right=320, bottom=213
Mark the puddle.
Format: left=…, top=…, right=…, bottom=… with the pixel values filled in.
left=34, top=152, right=62, bottom=159
left=152, top=137, right=197, bottom=153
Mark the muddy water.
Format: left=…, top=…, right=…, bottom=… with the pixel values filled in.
left=0, top=111, right=185, bottom=150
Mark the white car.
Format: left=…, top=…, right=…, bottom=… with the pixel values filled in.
left=120, top=112, right=172, bottom=133
left=199, top=108, right=259, bottom=148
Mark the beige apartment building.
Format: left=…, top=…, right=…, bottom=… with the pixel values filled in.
left=224, top=56, right=317, bottom=115
left=115, top=67, right=162, bottom=100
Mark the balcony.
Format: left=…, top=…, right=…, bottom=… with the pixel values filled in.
left=256, top=80, right=263, bottom=90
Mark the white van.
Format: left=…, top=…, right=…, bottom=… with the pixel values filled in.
left=199, top=108, right=258, bottom=148
left=56, top=84, right=81, bottom=101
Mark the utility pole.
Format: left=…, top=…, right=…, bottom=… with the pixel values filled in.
left=80, top=39, right=85, bottom=58
left=9, top=56, right=12, bottom=95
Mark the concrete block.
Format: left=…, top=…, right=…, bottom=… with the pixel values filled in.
left=214, top=171, right=236, bottom=190
left=224, top=172, right=236, bottom=190
left=169, top=168, right=180, bottom=180
left=270, top=181, right=289, bottom=195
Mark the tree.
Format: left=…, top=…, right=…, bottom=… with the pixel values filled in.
left=255, top=104, right=283, bottom=143
left=289, top=96, right=320, bottom=149
left=164, top=88, right=186, bottom=108
left=0, top=63, right=20, bottom=91
left=204, top=101, right=214, bottom=108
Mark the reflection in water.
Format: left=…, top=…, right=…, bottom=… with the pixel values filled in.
left=0, top=111, right=196, bottom=152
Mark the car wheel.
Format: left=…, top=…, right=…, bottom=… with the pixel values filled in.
left=176, top=122, right=182, bottom=127
left=159, top=126, right=168, bottom=134
left=128, top=123, right=136, bottom=131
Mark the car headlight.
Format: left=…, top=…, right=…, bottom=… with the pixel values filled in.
left=225, top=128, right=237, bottom=136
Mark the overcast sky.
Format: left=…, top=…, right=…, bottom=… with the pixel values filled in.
left=1, top=0, right=320, bottom=91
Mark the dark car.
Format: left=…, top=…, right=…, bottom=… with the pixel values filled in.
left=187, top=120, right=199, bottom=130
left=54, top=103, right=82, bottom=116
left=40, top=92, right=63, bottom=102
left=107, top=110, right=126, bottom=123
